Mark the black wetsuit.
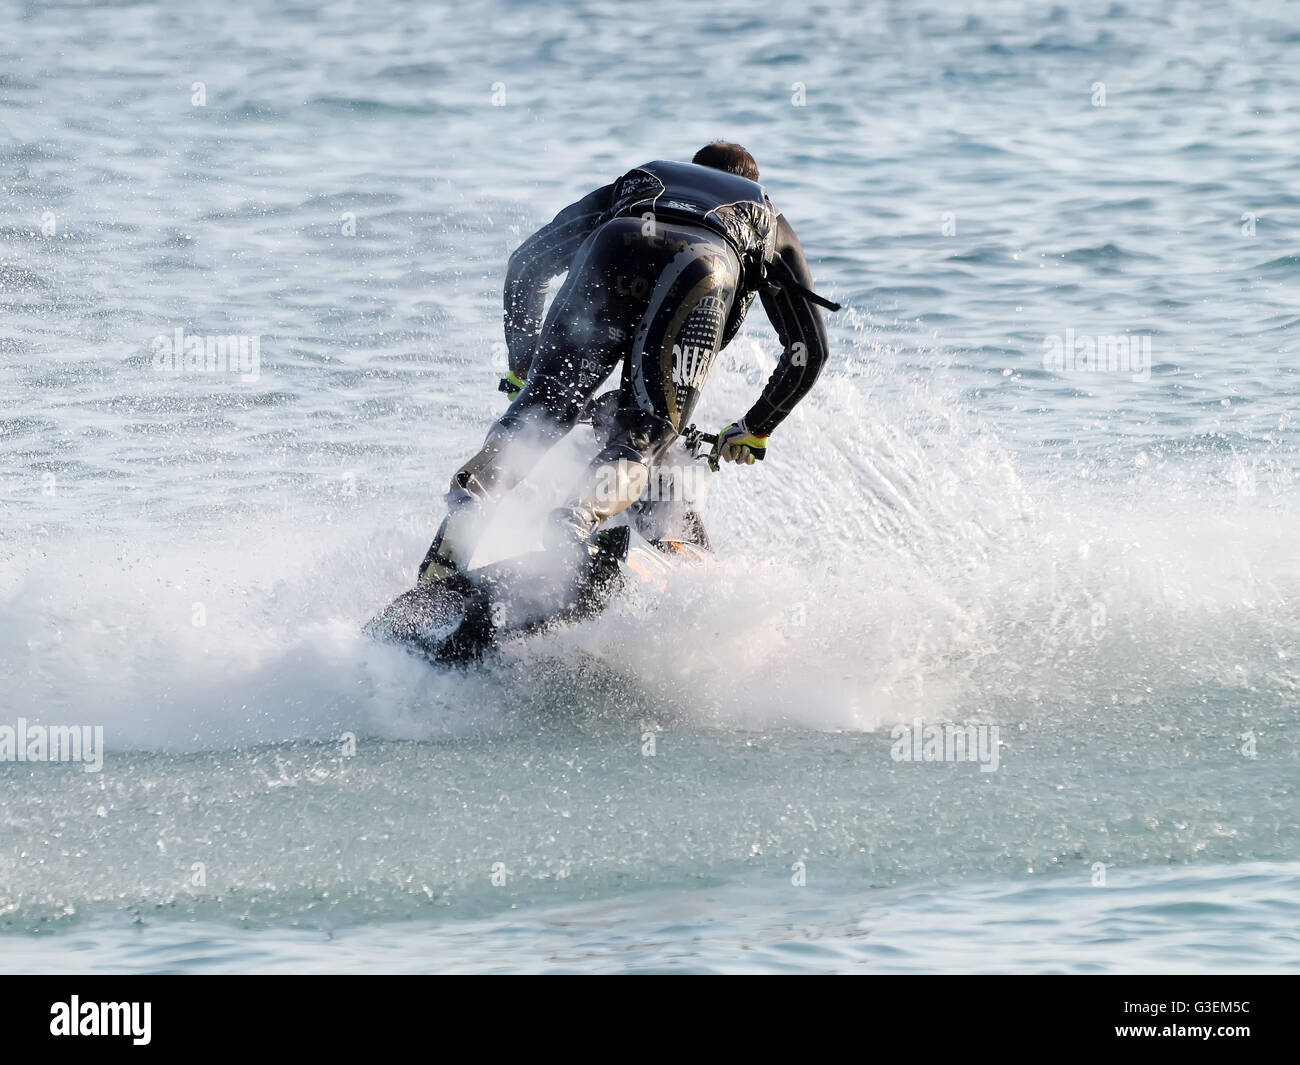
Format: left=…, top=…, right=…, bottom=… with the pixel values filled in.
left=422, top=160, right=834, bottom=575
left=502, top=160, right=832, bottom=460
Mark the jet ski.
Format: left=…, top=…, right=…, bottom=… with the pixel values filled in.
left=363, top=425, right=719, bottom=665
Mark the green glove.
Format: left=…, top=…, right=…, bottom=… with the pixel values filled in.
left=498, top=369, right=525, bottom=400
left=716, top=421, right=769, bottom=465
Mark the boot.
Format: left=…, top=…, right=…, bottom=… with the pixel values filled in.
left=418, top=496, right=482, bottom=584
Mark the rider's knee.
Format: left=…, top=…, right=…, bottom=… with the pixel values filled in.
left=509, top=371, right=586, bottom=428
left=597, top=408, right=675, bottom=468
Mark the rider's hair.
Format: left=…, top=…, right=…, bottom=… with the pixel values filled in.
left=692, top=141, right=759, bottom=182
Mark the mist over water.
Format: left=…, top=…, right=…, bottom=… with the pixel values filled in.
left=2, top=0, right=1298, bottom=971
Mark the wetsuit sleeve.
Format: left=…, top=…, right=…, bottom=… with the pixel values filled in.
left=503, top=183, right=614, bottom=378
left=745, top=213, right=830, bottom=437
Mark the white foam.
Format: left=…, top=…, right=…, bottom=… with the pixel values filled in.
left=3, top=337, right=1297, bottom=751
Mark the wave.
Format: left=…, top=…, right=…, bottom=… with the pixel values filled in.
left=3, top=335, right=1297, bottom=752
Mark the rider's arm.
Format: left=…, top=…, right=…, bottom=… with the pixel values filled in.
left=503, top=183, right=613, bottom=379
left=745, top=213, right=830, bottom=437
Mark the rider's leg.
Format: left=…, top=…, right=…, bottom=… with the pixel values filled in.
left=418, top=356, right=615, bottom=580
left=418, top=227, right=633, bottom=582
left=547, top=231, right=738, bottom=548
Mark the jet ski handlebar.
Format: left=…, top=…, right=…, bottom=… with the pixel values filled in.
left=680, top=425, right=723, bottom=471
left=577, top=395, right=748, bottom=472
left=680, top=425, right=718, bottom=449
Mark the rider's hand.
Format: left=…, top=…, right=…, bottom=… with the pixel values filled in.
left=498, top=369, right=525, bottom=401
left=716, top=420, right=769, bottom=465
